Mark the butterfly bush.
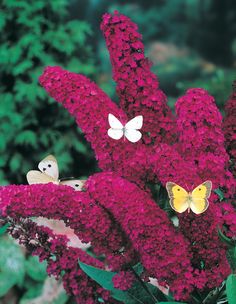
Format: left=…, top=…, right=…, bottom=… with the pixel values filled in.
left=101, top=12, right=177, bottom=145
left=0, top=11, right=235, bottom=303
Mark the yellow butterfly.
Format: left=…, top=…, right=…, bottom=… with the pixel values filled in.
left=166, top=181, right=212, bottom=214
left=26, top=155, right=86, bottom=191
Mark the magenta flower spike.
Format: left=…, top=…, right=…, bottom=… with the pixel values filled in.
left=0, top=11, right=235, bottom=303
left=175, top=88, right=236, bottom=238
left=176, top=88, right=235, bottom=195
left=101, top=12, right=177, bottom=145
left=8, top=218, right=109, bottom=303
left=39, top=66, right=154, bottom=186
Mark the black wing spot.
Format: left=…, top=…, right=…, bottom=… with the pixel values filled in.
left=199, top=188, right=201, bottom=191
left=48, top=164, right=52, bottom=168
left=43, top=168, right=46, bottom=171
left=177, top=188, right=180, bottom=191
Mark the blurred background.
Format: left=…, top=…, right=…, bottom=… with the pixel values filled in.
left=0, top=0, right=235, bottom=302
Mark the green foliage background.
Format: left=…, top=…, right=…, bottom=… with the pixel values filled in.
left=0, top=0, right=235, bottom=303
left=0, top=0, right=96, bottom=186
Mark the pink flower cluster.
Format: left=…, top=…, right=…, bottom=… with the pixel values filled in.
left=150, top=143, right=232, bottom=289
left=6, top=217, right=113, bottom=304
left=0, top=184, right=137, bottom=271
left=38, top=65, right=152, bottom=187
left=0, top=11, right=235, bottom=303
left=101, top=12, right=176, bottom=145
left=86, top=172, right=195, bottom=299
left=176, top=88, right=235, bottom=195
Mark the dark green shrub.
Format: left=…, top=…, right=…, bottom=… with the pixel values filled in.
left=0, top=0, right=96, bottom=185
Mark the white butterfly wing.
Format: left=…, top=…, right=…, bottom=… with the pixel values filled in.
left=125, top=115, right=143, bottom=130
left=38, top=155, right=59, bottom=180
left=124, top=129, right=142, bottom=143
left=26, top=170, right=58, bottom=184
left=108, top=128, right=124, bottom=140
left=60, top=179, right=86, bottom=191
left=124, top=115, right=143, bottom=142
left=108, top=114, right=124, bottom=140
left=108, top=114, right=124, bottom=129
left=108, top=114, right=143, bottom=142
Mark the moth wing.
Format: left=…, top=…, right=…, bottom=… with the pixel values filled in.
left=125, top=115, right=143, bottom=130
left=124, top=129, right=142, bottom=143
left=108, top=114, right=124, bottom=129
left=38, top=155, right=59, bottom=180
left=26, top=170, right=57, bottom=185
left=107, top=128, right=124, bottom=140
left=60, top=179, right=86, bottom=191
left=166, top=182, right=189, bottom=213
left=190, top=181, right=212, bottom=214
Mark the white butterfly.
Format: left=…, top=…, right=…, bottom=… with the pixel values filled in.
left=107, top=114, right=143, bottom=143
left=26, top=155, right=86, bottom=191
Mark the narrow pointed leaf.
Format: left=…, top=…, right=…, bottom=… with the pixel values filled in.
left=159, top=302, right=187, bottom=304
left=78, top=261, right=132, bottom=303
left=226, top=274, right=236, bottom=304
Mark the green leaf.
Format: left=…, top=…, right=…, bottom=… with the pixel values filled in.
left=0, top=272, right=17, bottom=297
left=133, top=263, right=144, bottom=276
left=8, top=45, right=23, bottom=65
left=0, top=224, right=9, bottom=235
left=79, top=261, right=130, bottom=302
left=0, top=237, right=25, bottom=287
left=9, top=153, right=22, bottom=171
left=25, top=256, right=47, bottom=282
left=218, top=227, right=235, bottom=247
left=15, top=130, right=37, bottom=148
left=129, top=279, right=170, bottom=303
left=0, top=11, right=6, bottom=30
left=74, top=141, right=88, bottom=154
left=79, top=261, right=170, bottom=303
left=214, top=188, right=224, bottom=201
left=19, top=283, right=43, bottom=304
left=226, top=274, right=236, bottom=304
left=227, top=247, right=236, bottom=272
left=13, top=60, right=33, bottom=75
left=159, top=302, right=187, bottom=304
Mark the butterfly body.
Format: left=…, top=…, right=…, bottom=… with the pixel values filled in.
left=107, top=113, right=143, bottom=143
left=185, top=193, right=197, bottom=213
left=166, top=181, right=212, bottom=214
left=26, top=155, right=85, bottom=191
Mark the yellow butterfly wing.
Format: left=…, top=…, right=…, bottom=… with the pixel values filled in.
left=166, top=182, right=189, bottom=213
left=190, top=181, right=212, bottom=214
